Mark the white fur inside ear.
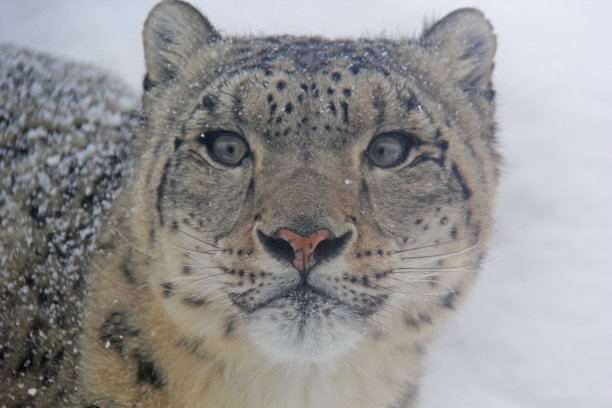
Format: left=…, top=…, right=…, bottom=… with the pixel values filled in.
left=245, top=302, right=363, bottom=364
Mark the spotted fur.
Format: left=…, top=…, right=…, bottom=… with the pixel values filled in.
left=0, top=1, right=497, bottom=407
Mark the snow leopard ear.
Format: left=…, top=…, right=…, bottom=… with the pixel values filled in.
left=143, top=0, right=220, bottom=87
left=422, top=8, right=496, bottom=92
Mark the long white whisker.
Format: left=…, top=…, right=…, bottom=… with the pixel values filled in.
left=111, top=226, right=158, bottom=258
left=176, top=228, right=219, bottom=249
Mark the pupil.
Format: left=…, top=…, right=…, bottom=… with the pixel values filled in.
left=227, top=145, right=235, bottom=155
left=377, top=146, right=385, bottom=156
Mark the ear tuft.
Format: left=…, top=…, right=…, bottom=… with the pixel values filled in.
left=143, top=0, right=219, bottom=85
left=422, top=8, right=496, bottom=91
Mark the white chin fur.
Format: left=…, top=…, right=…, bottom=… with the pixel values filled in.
left=245, top=304, right=363, bottom=364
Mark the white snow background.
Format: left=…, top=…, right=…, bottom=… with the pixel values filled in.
left=1, top=0, right=611, bottom=406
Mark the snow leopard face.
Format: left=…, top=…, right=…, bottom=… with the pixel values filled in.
left=138, top=0, right=497, bottom=362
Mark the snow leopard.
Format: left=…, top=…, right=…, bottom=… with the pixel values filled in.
left=0, top=1, right=498, bottom=407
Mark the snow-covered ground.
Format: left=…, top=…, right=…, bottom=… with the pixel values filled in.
left=1, top=0, right=610, bottom=406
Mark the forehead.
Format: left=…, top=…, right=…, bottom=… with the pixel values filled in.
left=186, top=37, right=434, bottom=150
left=215, top=36, right=402, bottom=76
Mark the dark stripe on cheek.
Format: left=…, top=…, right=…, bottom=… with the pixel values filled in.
left=442, top=289, right=460, bottom=309
left=135, top=349, right=166, bottom=389
left=100, top=311, right=140, bottom=354
left=122, top=257, right=136, bottom=284
left=360, top=178, right=371, bottom=202
left=246, top=178, right=255, bottom=201
left=451, top=162, right=472, bottom=200
left=225, top=316, right=237, bottom=338
left=183, top=296, right=208, bottom=307
left=157, top=160, right=171, bottom=226
left=161, top=282, right=174, bottom=297
left=390, top=382, right=418, bottom=408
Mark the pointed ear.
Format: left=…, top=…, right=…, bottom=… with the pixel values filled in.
left=143, top=0, right=220, bottom=86
left=422, top=8, right=496, bottom=91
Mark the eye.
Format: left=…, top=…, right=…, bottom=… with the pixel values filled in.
left=366, top=132, right=416, bottom=168
left=203, top=131, right=249, bottom=166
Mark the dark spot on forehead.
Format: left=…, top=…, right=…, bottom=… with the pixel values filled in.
left=202, top=95, right=216, bottom=111
left=483, top=88, right=495, bottom=102
left=405, top=95, right=419, bottom=112
left=340, top=101, right=349, bottom=124
left=284, top=103, right=293, bottom=114
left=173, top=137, right=183, bottom=151
left=276, top=80, right=286, bottom=90
left=331, top=72, right=341, bottom=81
left=329, top=102, right=337, bottom=116
left=311, top=83, right=319, bottom=97
left=436, top=139, right=449, bottom=152
left=143, top=74, right=154, bottom=92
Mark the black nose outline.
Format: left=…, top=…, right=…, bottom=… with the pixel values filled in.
left=256, top=229, right=352, bottom=272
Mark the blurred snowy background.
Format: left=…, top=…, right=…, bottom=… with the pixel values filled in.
left=1, top=0, right=610, bottom=406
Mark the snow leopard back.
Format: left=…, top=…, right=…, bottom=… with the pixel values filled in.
left=0, top=45, right=138, bottom=406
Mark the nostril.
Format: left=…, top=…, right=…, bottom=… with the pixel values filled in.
left=258, top=228, right=352, bottom=271
left=257, top=230, right=295, bottom=263
left=313, top=232, right=352, bottom=264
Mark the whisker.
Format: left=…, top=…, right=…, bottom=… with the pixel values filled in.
left=111, top=226, right=158, bottom=258
left=162, top=236, right=218, bottom=255
left=176, top=229, right=219, bottom=249
left=392, top=264, right=479, bottom=272
left=391, top=235, right=474, bottom=254
left=141, top=272, right=228, bottom=290
left=399, top=243, right=482, bottom=262
left=163, top=264, right=221, bottom=270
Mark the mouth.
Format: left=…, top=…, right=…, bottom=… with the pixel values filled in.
left=233, top=282, right=342, bottom=314
left=235, top=278, right=385, bottom=362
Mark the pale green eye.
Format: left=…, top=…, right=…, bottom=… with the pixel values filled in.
left=367, top=133, right=412, bottom=168
left=207, top=132, right=249, bottom=166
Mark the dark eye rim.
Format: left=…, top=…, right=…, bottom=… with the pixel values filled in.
left=366, top=131, right=420, bottom=168
left=200, top=130, right=250, bottom=167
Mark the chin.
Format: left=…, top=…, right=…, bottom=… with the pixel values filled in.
left=244, top=293, right=364, bottom=364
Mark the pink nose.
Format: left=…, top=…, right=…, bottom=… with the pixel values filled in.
left=275, top=229, right=331, bottom=270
